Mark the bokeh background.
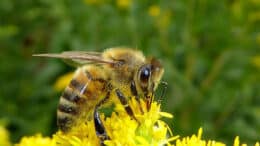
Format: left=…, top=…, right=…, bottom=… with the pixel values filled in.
left=1, top=0, right=260, bottom=145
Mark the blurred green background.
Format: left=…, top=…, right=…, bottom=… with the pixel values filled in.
left=0, top=0, right=259, bottom=145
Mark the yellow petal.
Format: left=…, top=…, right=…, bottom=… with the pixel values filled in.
left=53, top=72, right=74, bottom=91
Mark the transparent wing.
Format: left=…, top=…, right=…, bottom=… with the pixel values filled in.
left=62, top=51, right=103, bottom=56
left=33, top=51, right=115, bottom=66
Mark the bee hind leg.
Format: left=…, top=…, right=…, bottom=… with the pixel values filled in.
left=94, top=106, right=109, bottom=146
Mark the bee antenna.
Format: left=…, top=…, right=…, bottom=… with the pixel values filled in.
left=158, top=81, right=168, bottom=104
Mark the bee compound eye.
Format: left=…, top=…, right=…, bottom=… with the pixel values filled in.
left=139, top=66, right=151, bottom=84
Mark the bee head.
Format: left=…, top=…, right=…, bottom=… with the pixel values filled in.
left=135, top=57, right=164, bottom=97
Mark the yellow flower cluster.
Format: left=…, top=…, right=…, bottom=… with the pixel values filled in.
left=13, top=125, right=260, bottom=146
left=176, top=128, right=225, bottom=146
left=0, top=126, right=11, bottom=146
left=176, top=132, right=260, bottom=146
left=15, top=134, right=56, bottom=146
left=53, top=97, right=174, bottom=146
left=12, top=97, right=174, bottom=146
left=13, top=96, right=259, bottom=146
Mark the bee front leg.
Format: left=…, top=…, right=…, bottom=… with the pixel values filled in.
left=94, top=106, right=109, bottom=146
left=115, top=89, right=139, bottom=123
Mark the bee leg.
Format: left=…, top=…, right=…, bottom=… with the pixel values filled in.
left=130, top=81, right=144, bottom=114
left=94, top=106, right=109, bottom=146
left=115, top=89, right=139, bottom=123
left=94, top=92, right=110, bottom=146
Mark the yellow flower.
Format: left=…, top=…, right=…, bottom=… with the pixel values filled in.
left=233, top=136, right=260, bottom=146
left=148, top=5, right=161, bottom=17
left=175, top=128, right=225, bottom=146
left=174, top=129, right=260, bottom=146
left=251, top=55, right=260, bottom=68
left=53, top=118, right=100, bottom=146
left=53, top=72, right=74, bottom=91
left=116, top=0, right=132, bottom=9
left=0, top=126, right=11, bottom=146
left=148, top=6, right=172, bottom=30
left=15, top=134, right=56, bottom=146
left=53, top=97, right=174, bottom=146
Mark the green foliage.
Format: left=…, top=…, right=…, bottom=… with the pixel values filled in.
left=0, top=0, right=259, bottom=145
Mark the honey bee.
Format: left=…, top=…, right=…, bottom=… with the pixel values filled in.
left=33, top=47, right=164, bottom=145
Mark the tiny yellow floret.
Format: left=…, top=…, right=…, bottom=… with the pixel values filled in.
left=234, top=136, right=240, bottom=146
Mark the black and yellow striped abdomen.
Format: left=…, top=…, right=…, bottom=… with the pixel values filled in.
left=57, top=66, right=108, bottom=132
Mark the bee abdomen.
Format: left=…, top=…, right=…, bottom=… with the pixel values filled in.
left=69, top=79, right=86, bottom=93
left=62, top=84, right=86, bottom=104
left=62, top=89, right=81, bottom=103
left=57, top=68, right=107, bottom=132
left=57, top=112, right=74, bottom=132
left=57, top=86, right=86, bottom=132
left=58, top=103, right=79, bottom=115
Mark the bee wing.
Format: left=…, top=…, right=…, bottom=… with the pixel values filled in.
left=62, top=51, right=103, bottom=56
left=33, top=51, right=115, bottom=66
